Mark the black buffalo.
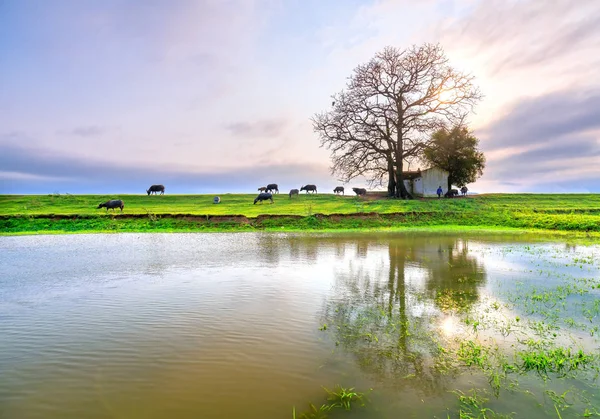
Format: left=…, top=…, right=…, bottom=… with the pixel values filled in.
left=254, top=192, right=273, bottom=204
left=460, top=186, right=468, bottom=196
left=445, top=189, right=459, bottom=198
left=266, top=183, right=279, bottom=194
left=333, top=186, right=344, bottom=195
left=258, top=186, right=267, bottom=192
left=300, top=184, right=317, bottom=194
left=352, top=187, right=367, bottom=196
left=147, top=184, right=165, bottom=195
left=97, top=200, right=124, bottom=212
left=289, top=189, right=299, bottom=198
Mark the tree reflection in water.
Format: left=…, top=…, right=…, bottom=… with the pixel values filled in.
left=321, top=235, right=487, bottom=395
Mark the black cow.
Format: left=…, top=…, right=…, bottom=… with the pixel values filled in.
left=289, top=189, right=299, bottom=198
left=254, top=192, right=273, bottom=204
left=300, top=184, right=317, bottom=194
left=461, top=186, right=468, bottom=196
left=445, top=189, right=459, bottom=198
left=333, top=186, right=345, bottom=195
left=97, top=200, right=124, bottom=212
left=147, top=184, right=165, bottom=195
left=266, top=183, right=279, bottom=194
left=352, top=187, right=367, bottom=196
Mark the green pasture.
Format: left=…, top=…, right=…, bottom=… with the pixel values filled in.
left=1, top=193, right=599, bottom=234
left=2, top=193, right=600, bottom=216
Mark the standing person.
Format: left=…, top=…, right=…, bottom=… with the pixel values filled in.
left=436, top=186, right=443, bottom=198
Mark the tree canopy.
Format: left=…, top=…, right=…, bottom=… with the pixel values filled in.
left=423, top=125, right=486, bottom=191
left=312, top=43, right=482, bottom=198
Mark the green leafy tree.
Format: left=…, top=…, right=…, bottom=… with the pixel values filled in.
left=424, top=126, right=486, bottom=191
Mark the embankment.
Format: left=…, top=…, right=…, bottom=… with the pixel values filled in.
left=2, top=209, right=599, bottom=235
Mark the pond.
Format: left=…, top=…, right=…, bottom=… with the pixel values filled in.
left=1, top=232, right=599, bottom=418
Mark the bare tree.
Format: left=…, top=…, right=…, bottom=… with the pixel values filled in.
left=312, top=44, right=482, bottom=198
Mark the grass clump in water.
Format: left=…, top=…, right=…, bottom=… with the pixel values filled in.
left=457, top=340, right=490, bottom=369
left=517, top=345, right=597, bottom=378
left=293, top=386, right=367, bottom=418
left=323, top=385, right=365, bottom=410
left=451, top=389, right=515, bottom=419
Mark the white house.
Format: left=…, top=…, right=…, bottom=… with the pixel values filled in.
left=402, top=167, right=449, bottom=198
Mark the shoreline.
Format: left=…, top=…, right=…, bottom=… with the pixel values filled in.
left=1, top=213, right=599, bottom=238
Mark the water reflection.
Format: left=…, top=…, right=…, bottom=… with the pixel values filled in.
left=425, top=239, right=486, bottom=313
left=321, top=235, right=487, bottom=394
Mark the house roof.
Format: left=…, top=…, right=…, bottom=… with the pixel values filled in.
left=402, top=170, right=422, bottom=180
left=403, top=167, right=448, bottom=180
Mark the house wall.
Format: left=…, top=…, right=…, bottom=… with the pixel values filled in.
left=403, top=179, right=412, bottom=194
left=408, top=168, right=448, bottom=197
left=413, top=177, right=424, bottom=195
left=421, top=167, right=448, bottom=197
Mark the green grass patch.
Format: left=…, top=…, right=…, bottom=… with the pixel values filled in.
left=1, top=193, right=599, bottom=235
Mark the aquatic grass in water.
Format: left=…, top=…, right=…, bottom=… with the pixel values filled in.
left=323, top=385, right=366, bottom=410
left=517, top=346, right=597, bottom=378
left=452, top=389, right=515, bottom=419
left=294, top=403, right=331, bottom=419
left=293, top=386, right=367, bottom=418
left=457, top=340, right=490, bottom=369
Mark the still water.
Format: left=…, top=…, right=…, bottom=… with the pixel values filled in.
left=1, top=232, right=599, bottom=418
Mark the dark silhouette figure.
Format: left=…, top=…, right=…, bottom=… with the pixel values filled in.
left=300, top=185, right=317, bottom=194
left=444, top=189, right=459, bottom=198
left=254, top=193, right=273, bottom=204
left=352, top=187, right=367, bottom=196
left=146, top=185, right=165, bottom=195
left=266, top=184, right=279, bottom=194
left=97, top=200, right=124, bottom=212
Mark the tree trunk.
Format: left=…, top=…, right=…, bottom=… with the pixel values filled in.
left=447, top=176, right=452, bottom=193
left=394, top=108, right=412, bottom=199
left=394, top=156, right=412, bottom=199
left=387, top=159, right=396, bottom=197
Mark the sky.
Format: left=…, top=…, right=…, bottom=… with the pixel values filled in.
left=1, top=0, right=599, bottom=194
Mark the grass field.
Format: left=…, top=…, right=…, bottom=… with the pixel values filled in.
left=1, top=193, right=599, bottom=235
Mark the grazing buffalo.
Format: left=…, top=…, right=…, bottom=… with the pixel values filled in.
left=333, top=186, right=345, bottom=195
left=300, top=184, right=317, bottom=194
left=97, top=199, right=124, bottom=212
left=147, top=184, right=165, bottom=195
left=258, top=186, right=267, bottom=192
left=460, top=186, right=468, bottom=196
left=352, top=187, right=367, bottom=196
left=266, top=183, right=279, bottom=194
left=445, top=189, right=459, bottom=198
left=254, top=192, right=273, bottom=204
left=289, top=189, right=299, bottom=198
